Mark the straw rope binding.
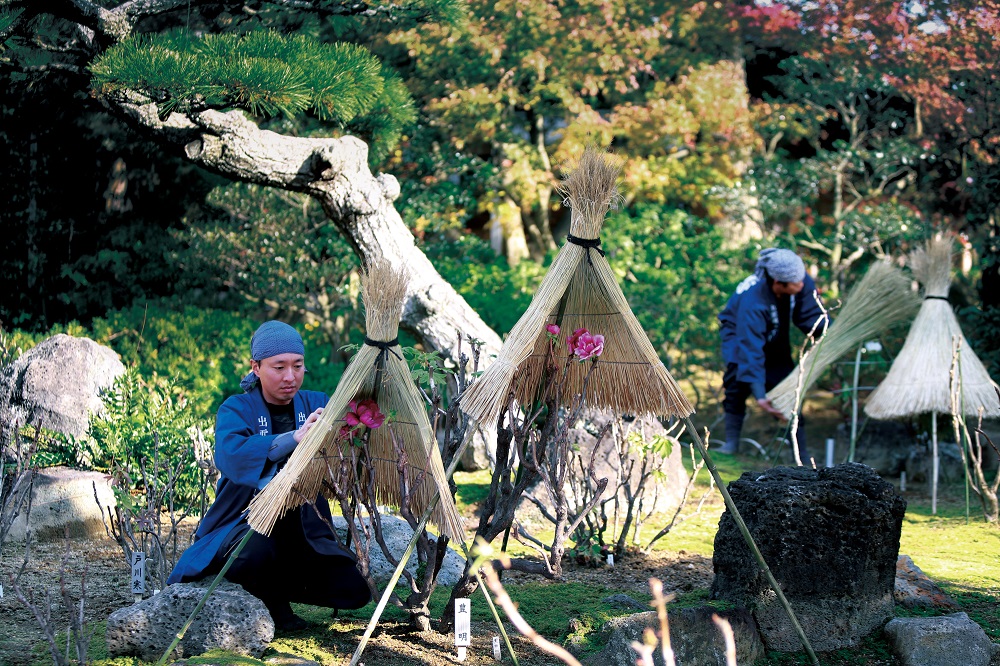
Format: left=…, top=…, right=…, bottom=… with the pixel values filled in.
left=460, top=147, right=693, bottom=426
left=247, top=260, right=466, bottom=540
left=767, top=260, right=921, bottom=419
left=865, top=236, right=1000, bottom=418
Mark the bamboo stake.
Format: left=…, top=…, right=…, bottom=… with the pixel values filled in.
left=682, top=416, right=819, bottom=666
left=349, top=426, right=519, bottom=666
left=849, top=345, right=863, bottom=462
left=931, top=411, right=938, bottom=516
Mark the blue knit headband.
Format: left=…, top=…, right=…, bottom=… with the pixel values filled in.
left=240, top=321, right=306, bottom=392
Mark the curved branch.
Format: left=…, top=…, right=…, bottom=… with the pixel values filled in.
left=110, top=96, right=502, bottom=366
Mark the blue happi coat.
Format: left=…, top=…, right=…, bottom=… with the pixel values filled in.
left=168, top=387, right=348, bottom=584
left=718, top=273, right=826, bottom=398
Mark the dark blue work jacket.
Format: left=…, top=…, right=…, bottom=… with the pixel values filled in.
left=718, top=273, right=827, bottom=398
left=167, top=387, right=348, bottom=584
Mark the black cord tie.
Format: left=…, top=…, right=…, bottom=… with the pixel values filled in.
left=924, top=295, right=950, bottom=302
left=364, top=336, right=403, bottom=367
left=567, top=234, right=605, bottom=266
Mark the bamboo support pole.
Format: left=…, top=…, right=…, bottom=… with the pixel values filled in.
left=682, top=416, right=819, bottom=666
left=349, top=426, right=519, bottom=666
left=931, top=411, right=939, bottom=515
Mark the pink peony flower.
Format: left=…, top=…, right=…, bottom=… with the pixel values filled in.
left=566, top=327, right=588, bottom=355
left=545, top=323, right=560, bottom=336
left=572, top=332, right=605, bottom=361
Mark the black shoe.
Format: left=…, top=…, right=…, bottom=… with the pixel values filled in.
left=268, top=601, right=309, bottom=632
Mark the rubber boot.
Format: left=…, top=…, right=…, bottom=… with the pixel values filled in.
left=716, top=412, right=743, bottom=454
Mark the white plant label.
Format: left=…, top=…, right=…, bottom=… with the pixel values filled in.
left=455, top=597, right=471, bottom=661
left=0, top=583, right=4, bottom=599
left=607, top=553, right=615, bottom=567
left=130, top=551, right=146, bottom=594
left=492, top=635, right=501, bottom=660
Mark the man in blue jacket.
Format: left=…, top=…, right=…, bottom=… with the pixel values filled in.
left=717, top=248, right=828, bottom=460
left=168, top=321, right=371, bottom=630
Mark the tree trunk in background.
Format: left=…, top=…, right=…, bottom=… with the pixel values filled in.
left=114, top=102, right=503, bottom=367
left=490, top=198, right=531, bottom=266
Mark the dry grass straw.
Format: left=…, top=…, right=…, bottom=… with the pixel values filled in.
left=767, top=260, right=920, bottom=419
left=247, top=260, right=465, bottom=540
left=865, top=237, right=1000, bottom=418
left=461, top=147, right=693, bottom=427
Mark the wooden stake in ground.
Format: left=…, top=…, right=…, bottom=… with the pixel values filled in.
left=461, top=147, right=694, bottom=426
left=247, top=260, right=465, bottom=541
left=865, top=236, right=1000, bottom=513
left=767, top=260, right=920, bottom=420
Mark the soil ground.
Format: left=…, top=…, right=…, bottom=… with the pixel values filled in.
left=0, top=525, right=714, bottom=666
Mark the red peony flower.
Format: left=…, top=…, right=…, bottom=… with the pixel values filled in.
left=546, top=323, right=560, bottom=336
left=355, top=399, right=385, bottom=429
left=343, top=399, right=386, bottom=431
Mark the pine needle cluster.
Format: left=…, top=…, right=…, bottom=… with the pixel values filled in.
left=89, top=29, right=415, bottom=144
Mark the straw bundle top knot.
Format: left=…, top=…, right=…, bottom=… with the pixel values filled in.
left=558, top=146, right=624, bottom=239
left=362, top=259, right=408, bottom=342
left=910, top=235, right=953, bottom=299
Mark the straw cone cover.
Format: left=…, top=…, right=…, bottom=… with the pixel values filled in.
left=865, top=237, right=1000, bottom=419
left=460, top=147, right=693, bottom=427
left=247, top=261, right=465, bottom=541
left=767, top=260, right=921, bottom=419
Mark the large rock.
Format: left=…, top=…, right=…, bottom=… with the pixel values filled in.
left=582, top=607, right=763, bottom=666
left=0, top=334, right=125, bottom=443
left=331, top=514, right=465, bottom=585
left=7, top=466, right=116, bottom=542
left=711, top=463, right=906, bottom=652
left=106, top=580, right=273, bottom=661
left=884, top=612, right=1000, bottom=666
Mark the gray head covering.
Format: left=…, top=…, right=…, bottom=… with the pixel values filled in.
left=755, top=248, right=805, bottom=283
left=240, top=320, right=306, bottom=392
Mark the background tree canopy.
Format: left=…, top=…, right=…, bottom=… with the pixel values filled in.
left=1, top=0, right=997, bottom=421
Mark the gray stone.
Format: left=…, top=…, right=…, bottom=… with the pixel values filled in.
left=601, top=593, right=648, bottom=611
left=524, top=409, right=688, bottom=519
left=331, top=514, right=465, bottom=585
left=894, top=554, right=959, bottom=610
left=711, top=463, right=906, bottom=652
left=583, top=606, right=763, bottom=666
left=7, top=466, right=116, bottom=542
left=885, top=612, right=1000, bottom=666
left=106, top=580, right=273, bottom=661
left=0, top=334, right=125, bottom=443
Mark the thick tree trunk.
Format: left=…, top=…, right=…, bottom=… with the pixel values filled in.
left=113, top=102, right=502, bottom=366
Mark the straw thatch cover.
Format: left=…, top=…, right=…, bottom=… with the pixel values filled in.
left=247, top=261, right=465, bottom=541
left=767, top=260, right=921, bottom=419
left=865, top=237, right=1000, bottom=419
left=460, top=148, right=694, bottom=427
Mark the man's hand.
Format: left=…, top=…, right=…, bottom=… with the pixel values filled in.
left=293, top=407, right=324, bottom=443
left=757, top=398, right=787, bottom=422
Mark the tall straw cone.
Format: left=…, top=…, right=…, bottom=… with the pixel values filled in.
left=865, top=236, right=1000, bottom=419
left=767, top=260, right=921, bottom=419
left=461, top=147, right=693, bottom=427
left=247, top=260, right=465, bottom=541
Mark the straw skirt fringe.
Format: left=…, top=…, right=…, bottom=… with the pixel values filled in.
left=865, top=301, right=1000, bottom=418
left=248, top=342, right=465, bottom=542
left=461, top=242, right=693, bottom=427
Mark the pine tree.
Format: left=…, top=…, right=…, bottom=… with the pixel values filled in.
left=0, top=0, right=501, bottom=363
